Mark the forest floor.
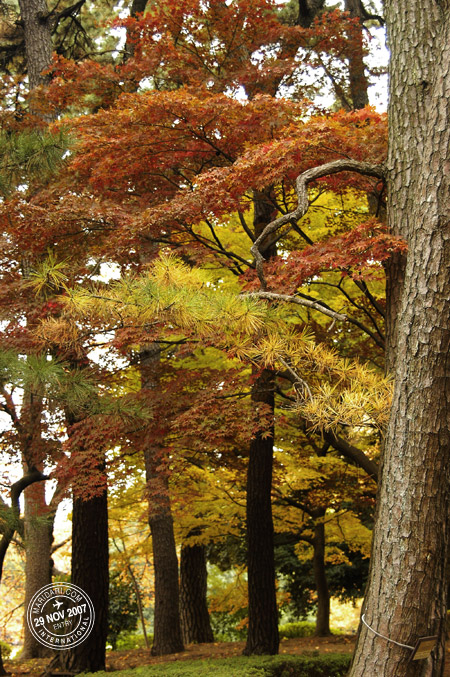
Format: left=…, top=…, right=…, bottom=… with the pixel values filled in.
left=5, top=636, right=450, bottom=675
left=5, top=637, right=353, bottom=675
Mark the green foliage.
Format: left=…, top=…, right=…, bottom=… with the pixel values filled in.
left=0, top=130, right=71, bottom=196
left=107, top=574, right=139, bottom=650
left=65, top=252, right=390, bottom=434
left=0, top=349, right=99, bottom=414
left=85, top=654, right=351, bottom=676
left=209, top=616, right=327, bottom=643
left=275, top=544, right=368, bottom=620
left=27, top=249, right=69, bottom=297
left=325, top=549, right=370, bottom=605
left=209, top=610, right=248, bottom=642
left=66, top=253, right=278, bottom=343
left=0, top=640, right=11, bottom=659
left=278, top=622, right=316, bottom=639
left=108, top=631, right=151, bottom=651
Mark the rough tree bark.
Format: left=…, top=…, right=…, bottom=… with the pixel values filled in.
left=243, top=191, right=279, bottom=656
left=349, top=2, right=450, bottom=675
left=22, top=486, right=55, bottom=658
left=179, top=540, right=214, bottom=644
left=312, top=519, right=331, bottom=637
left=140, top=345, right=184, bottom=656
left=16, top=0, right=57, bottom=658
left=48, top=407, right=109, bottom=674
left=244, top=368, right=279, bottom=655
left=17, top=0, right=52, bottom=89
left=17, top=383, right=56, bottom=660
left=55, top=492, right=109, bottom=673
left=296, top=0, right=326, bottom=28
left=0, top=468, right=47, bottom=676
left=344, top=0, right=369, bottom=110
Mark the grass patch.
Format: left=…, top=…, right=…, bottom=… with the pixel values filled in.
left=86, top=654, right=351, bottom=676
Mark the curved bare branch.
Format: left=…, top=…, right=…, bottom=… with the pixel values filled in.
left=250, top=159, right=386, bottom=290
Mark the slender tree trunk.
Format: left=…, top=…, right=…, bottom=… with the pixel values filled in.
left=14, top=0, right=55, bottom=657
left=244, top=191, right=279, bottom=656
left=0, top=469, right=47, bottom=676
left=145, top=469, right=184, bottom=655
left=127, top=563, right=150, bottom=648
left=344, top=0, right=369, bottom=110
left=17, top=0, right=52, bottom=89
left=19, top=385, right=58, bottom=659
left=350, top=2, right=450, bottom=675
left=22, top=482, right=55, bottom=658
left=180, top=540, right=214, bottom=644
left=312, top=521, right=331, bottom=637
left=140, top=345, right=183, bottom=656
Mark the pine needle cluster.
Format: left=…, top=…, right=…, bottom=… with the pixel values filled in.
left=0, top=129, right=71, bottom=196
left=37, top=253, right=391, bottom=434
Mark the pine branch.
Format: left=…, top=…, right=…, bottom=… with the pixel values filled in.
left=358, top=0, right=385, bottom=26
left=278, top=368, right=380, bottom=480
left=51, top=536, right=71, bottom=554
left=244, top=291, right=347, bottom=322
left=277, top=356, right=312, bottom=402
left=323, top=430, right=379, bottom=480
left=47, top=0, right=86, bottom=22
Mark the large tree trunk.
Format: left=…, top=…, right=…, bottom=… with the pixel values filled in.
left=22, top=482, right=55, bottom=658
left=383, top=0, right=432, bottom=375
left=49, top=403, right=109, bottom=674
left=180, top=541, right=214, bottom=644
left=140, top=345, right=184, bottom=656
left=350, top=2, right=450, bottom=676
left=54, top=491, right=109, bottom=673
left=313, top=520, right=331, bottom=637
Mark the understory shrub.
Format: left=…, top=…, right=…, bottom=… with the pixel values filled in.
left=209, top=610, right=248, bottom=641
left=278, top=622, right=316, bottom=639
left=0, top=641, right=12, bottom=659
left=107, top=631, right=152, bottom=651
